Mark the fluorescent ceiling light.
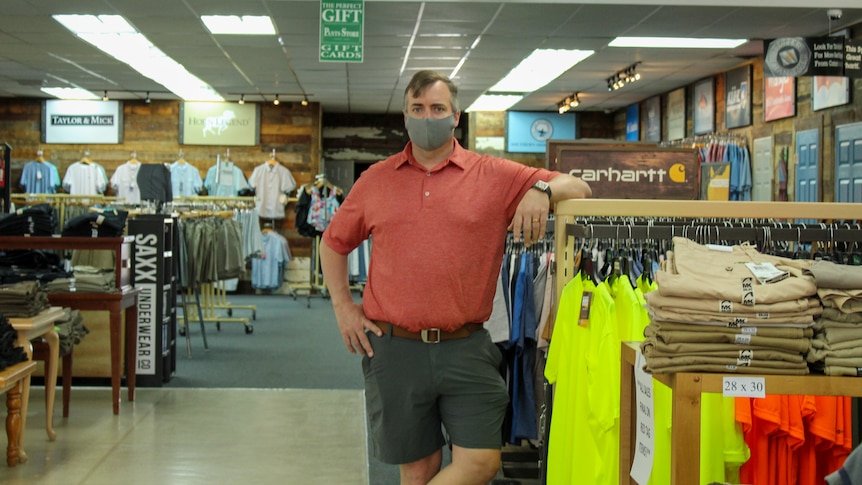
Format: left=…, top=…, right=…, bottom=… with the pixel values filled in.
left=201, top=15, right=275, bottom=35
left=41, top=87, right=100, bottom=100
left=489, top=49, right=594, bottom=93
left=609, top=37, right=747, bottom=49
left=53, top=14, right=223, bottom=101
left=465, top=94, right=524, bottom=112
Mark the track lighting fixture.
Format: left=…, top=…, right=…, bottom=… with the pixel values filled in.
left=145, top=92, right=151, bottom=104
left=229, top=93, right=312, bottom=105
left=557, top=92, right=580, bottom=114
left=606, top=62, right=642, bottom=91
left=102, top=90, right=109, bottom=101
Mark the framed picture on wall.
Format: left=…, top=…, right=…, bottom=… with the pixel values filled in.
left=725, top=65, right=751, bottom=129
left=763, top=76, right=796, bottom=122
left=667, top=87, right=685, bottom=141
left=643, top=96, right=661, bottom=142
left=693, top=78, right=714, bottom=135
left=812, top=76, right=851, bottom=111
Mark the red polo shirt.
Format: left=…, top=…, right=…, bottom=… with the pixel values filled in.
left=323, top=141, right=557, bottom=332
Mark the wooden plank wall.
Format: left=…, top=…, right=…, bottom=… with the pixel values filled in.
left=0, top=98, right=322, bottom=257
left=610, top=57, right=862, bottom=202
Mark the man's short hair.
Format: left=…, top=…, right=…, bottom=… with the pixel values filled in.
left=403, top=70, right=459, bottom=112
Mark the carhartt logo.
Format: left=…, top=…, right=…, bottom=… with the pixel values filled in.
left=668, top=163, right=686, bottom=183
left=570, top=167, right=668, bottom=184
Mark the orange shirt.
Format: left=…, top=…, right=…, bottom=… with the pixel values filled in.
left=323, top=140, right=557, bottom=331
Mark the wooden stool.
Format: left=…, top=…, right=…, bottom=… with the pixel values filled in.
left=0, top=361, right=37, bottom=467
left=32, top=340, right=72, bottom=418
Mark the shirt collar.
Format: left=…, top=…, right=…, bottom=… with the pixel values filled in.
left=395, top=140, right=470, bottom=171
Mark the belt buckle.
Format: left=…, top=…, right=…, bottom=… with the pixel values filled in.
left=421, top=328, right=441, bottom=344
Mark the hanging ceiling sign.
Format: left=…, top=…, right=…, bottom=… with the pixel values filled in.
left=320, top=0, right=364, bottom=63
left=764, top=36, right=860, bottom=78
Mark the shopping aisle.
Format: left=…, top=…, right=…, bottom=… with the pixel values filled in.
left=0, top=387, right=368, bottom=484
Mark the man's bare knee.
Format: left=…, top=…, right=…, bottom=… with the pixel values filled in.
left=400, top=449, right=443, bottom=485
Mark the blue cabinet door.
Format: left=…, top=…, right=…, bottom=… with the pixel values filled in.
left=795, top=129, right=819, bottom=203
left=835, top=122, right=862, bottom=203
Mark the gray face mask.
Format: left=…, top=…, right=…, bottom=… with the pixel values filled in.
left=404, top=114, right=456, bottom=151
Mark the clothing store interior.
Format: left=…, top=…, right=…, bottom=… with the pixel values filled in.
left=1, top=2, right=862, bottom=484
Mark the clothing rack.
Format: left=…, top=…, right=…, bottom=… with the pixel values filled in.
left=288, top=234, right=330, bottom=307
left=552, top=198, right=862, bottom=485
left=660, top=132, right=748, bottom=149
left=290, top=175, right=348, bottom=307
left=11, top=193, right=122, bottom=228
left=175, top=207, right=255, bottom=335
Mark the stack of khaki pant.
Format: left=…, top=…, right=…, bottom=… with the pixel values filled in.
left=641, top=237, right=819, bottom=375
left=804, top=260, right=862, bottom=376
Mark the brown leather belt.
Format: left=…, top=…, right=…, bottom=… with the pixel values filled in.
left=372, top=321, right=483, bottom=344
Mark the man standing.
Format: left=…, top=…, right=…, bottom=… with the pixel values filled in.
left=321, top=70, right=591, bottom=485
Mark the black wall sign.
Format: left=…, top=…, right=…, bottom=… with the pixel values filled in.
left=846, top=40, right=862, bottom=79
left=764, top=36, right=860, bottom=78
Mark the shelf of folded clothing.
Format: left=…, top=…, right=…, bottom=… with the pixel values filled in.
left=0, top=236, right=137, bottom=414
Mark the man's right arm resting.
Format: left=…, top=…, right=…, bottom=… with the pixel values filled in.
left=319, top=239, right=381, bottom=356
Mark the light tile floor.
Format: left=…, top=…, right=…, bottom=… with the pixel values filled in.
left=0, top=386, right=369, bottom=485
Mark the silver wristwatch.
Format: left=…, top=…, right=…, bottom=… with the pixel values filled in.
left=531, top=179, right=552, bottom=198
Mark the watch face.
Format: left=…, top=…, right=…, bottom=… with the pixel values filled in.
left=530, top=119, right=554, bottom=141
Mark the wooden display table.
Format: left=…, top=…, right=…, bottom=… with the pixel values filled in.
left=46, top=290, right=140, bottom=414
left=0, top=236, right=138, bottom=414
left=0, top=361, right=37, bottom=467
left=8, top=306, right=64, bottom=441
left=619, top=341, right=862, bottom=485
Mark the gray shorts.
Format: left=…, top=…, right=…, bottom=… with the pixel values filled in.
left=361, top=327, right=509, bottom=464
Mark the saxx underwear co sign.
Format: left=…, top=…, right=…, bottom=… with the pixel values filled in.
left=320, top=0, right=364, bottom=62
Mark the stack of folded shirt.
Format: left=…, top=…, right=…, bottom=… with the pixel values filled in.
left=0, top=280, right=50, bottom=318
left=641, top=237, right=820, bottom=375
left=0, top=203, right=57, bottom=236
left=803, top=260, right=862, bottom=376
left=42, top=265, right=116, bottom=293
left=0, top=248, right=72, bottom=285
left=0, top=313, right=28, bottom=372
left=61, top=208, right=128, bottom=237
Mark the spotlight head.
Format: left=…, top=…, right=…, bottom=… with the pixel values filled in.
left=145, top=91, right=151, bottom=104
left=102, top=90, right=109, bottom=101
left=301, top=98, right=309, bottom=107
left=238, top=95, right=245, bottom=105
left=273, top=95, right=280, bottom=106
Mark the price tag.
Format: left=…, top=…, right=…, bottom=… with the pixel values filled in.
left=722, top=376, right=765, bottom=398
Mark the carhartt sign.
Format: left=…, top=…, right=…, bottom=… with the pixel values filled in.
left=320, top=1, right=364, bottom=62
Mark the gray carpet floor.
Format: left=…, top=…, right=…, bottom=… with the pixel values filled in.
left=168, top=291, right=405, bottom=484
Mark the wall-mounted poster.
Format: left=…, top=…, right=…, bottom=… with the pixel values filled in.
left=42, top=100, right=123, bottom=144
left=505, top=111, right=576, bottom=153
left=643, top=96, right=661, bottom=142
left=812, top=76, right=851, bottom=111
left=693, top=78, right=714, bottom=135
left=625, top=104, right=639, bottom=141
left=725, top=65, right=751, bottom=129
left=667, top=87, right=685, bottom=141
left=763, top=76, right=796, bottom=122
left=180, top=102, right=260, bottom=146
left=701, top=161, right=731, bottom=200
